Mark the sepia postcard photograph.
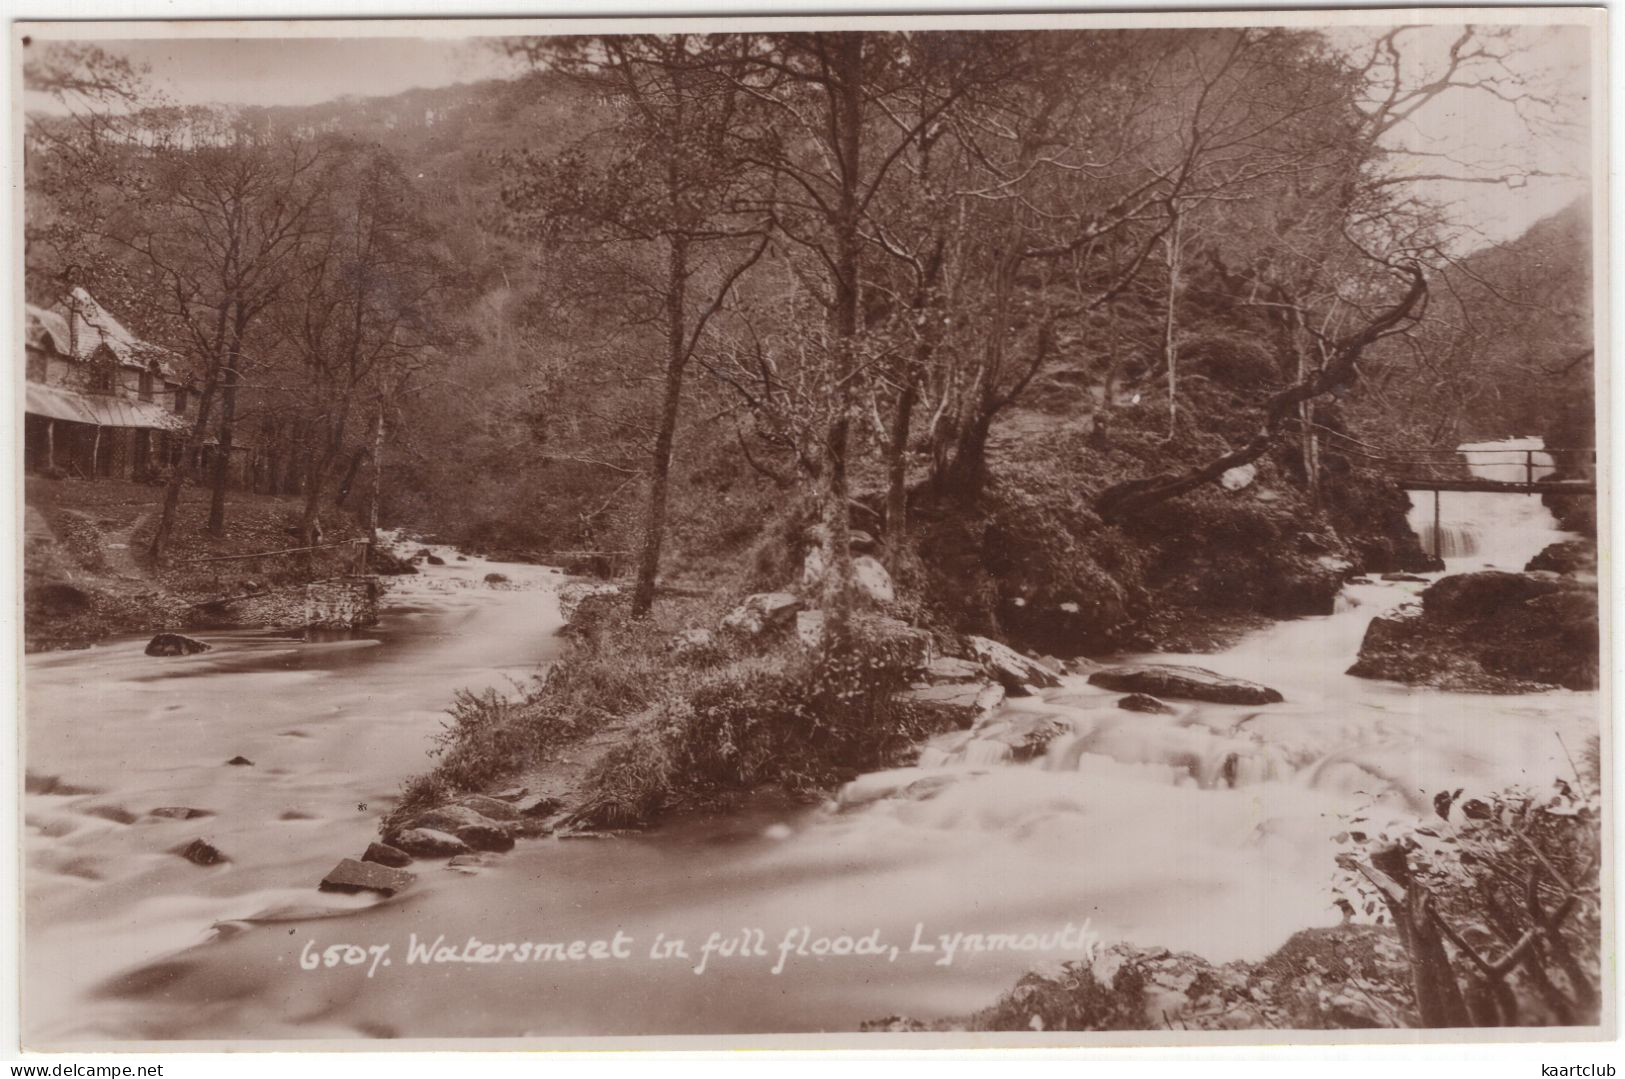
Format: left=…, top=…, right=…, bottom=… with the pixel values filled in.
left=9, top=7, right=1612, bottom=1053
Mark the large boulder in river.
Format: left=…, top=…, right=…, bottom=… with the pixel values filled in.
left=362, top=842, right=413, bottom=868
left=1421, top=570, right=1569, bottom=623
left=371, top=548, right=418, bottom=575
left=410, top=805, right=504, bottom=834
left=1117, top=693, right=1176, bottom=715
left=172, top=838, right=229, bottom=866
left=456, top=794, right=521, bottom=822
left=1350, top=570, right=1598, bottom=691
left=319, top=857, right=414, bottom=897
left=1525, top=540, right=1597, bottom=577
left=454, top=823, right=515, bottom=853
left=965, top=635, right=1061, bottom=694
left=145, top=633, right=210, bottom=657
left=898, top=681, right=1005, bottom=730
left=387, top=828, right=470, bottom=859
left=1087, top=664, right=1283, bottom=705
left=979, top=713, right=1072, bottom=761
left=1265, top=555, right=1354, bottom=617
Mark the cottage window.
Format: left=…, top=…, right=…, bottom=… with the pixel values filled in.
left=88, top=345, right=117, bottom=393
left=139, top=368, right=155, bottom=401
left=174, top=387, right=189, bottom=415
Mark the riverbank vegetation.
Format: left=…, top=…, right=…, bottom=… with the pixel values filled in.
left=23, top=475, right=368, bottom=651
left=863, top=754, right=1601, bottom=1033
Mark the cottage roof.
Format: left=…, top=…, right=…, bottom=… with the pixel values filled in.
left=30, top=287, right=177, bottom=376
left=25, top=381, right=185, bottom=432
left=24, top=304, right=73, bottom=356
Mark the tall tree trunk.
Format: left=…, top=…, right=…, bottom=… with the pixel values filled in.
left=149, top=368, right=223, bottom=561
left=946, top=409, right=994, bottom=498
left=883, top=377, right=918, bottom=546
left=883, top=240, right=944, bottom=552
left=1162, top=209, right=1184, bottom=439
left=821, top=32, right=865, bottom=640
left=631, top=233, right=690, bottom=618
left=944, top=247, right=1021, bottom=501
left=300, top=451, right=332, bottom=548
left=296, top=440, right=324, bottom=547
left=334, top=445, right=369, bottom=507
left=367, top=406, right=385, bottom=553
left=207, top=321, right=246, bottom=536
left=1295, top=326, right=1321, bottom=504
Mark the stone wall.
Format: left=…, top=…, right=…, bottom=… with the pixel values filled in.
left=304, top=576, right=380, bottom=630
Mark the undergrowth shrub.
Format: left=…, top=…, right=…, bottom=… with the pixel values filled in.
left=574, top=617, right=930, bottom=827
left=384, top=681, right=577, bottom=832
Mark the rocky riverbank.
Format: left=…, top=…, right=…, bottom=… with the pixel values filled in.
left=370, top=563, right=1293, bottom=900
left=865, top=924, right=1416, bottom=1032
left=1349, top=540, right=1599, bottom=692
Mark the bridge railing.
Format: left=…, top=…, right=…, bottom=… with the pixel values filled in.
left=1289, top=422, right=1595, bottom=485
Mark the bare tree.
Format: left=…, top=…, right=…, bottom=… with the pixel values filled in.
left=269, top=145, right=454, bottom=548
left=504, top=35, right=768, bottom=616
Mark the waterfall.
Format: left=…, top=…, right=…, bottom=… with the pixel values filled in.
left=1405, top=437, right=1573, bottom=572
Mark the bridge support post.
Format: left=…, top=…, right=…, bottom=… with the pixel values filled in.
left=1433, top=489, right=1441, bottom=562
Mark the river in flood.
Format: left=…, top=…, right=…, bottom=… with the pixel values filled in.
left=22, top=439, right=1599, bottom=1044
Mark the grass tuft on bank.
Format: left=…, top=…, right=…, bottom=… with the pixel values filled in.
left=386, top=585, right=950, bottom=833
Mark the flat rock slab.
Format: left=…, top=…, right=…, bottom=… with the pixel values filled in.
left=920, top=657, right=984, bottom=685
left=411, top=805, right=501, bottom=833
left=966, top=635, right=1061, bottom=692
left=1117, top=693, right=1177, bottom=715
left=982, top=714, right=1073, bottom=761
left=389, top=828, right=470, bottom=858
left=319, top=857, right=415, bottom=897
left=362, top=842, right=413, bottom=868
left=149, top=806, right=213, bottom=820
left=1088, top=664, right=1283, bottom=705
left=456, top=794, right=521, bottom=822
left=455, top=823, right=515, bottom=852
left=900, top=682, right=1006, bottom=729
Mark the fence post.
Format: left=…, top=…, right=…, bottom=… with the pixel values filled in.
left=1525, top=449, right=1534, bottom=489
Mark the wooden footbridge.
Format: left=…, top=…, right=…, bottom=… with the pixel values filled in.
left=1294, top=426, right=1597, bottom=560
left=1391, top=446, right=1596, bottom=495
left=1302, top=426, right=1597, bottom=496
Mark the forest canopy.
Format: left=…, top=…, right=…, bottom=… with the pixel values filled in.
left=23, top=25, right=1593, bottom=617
